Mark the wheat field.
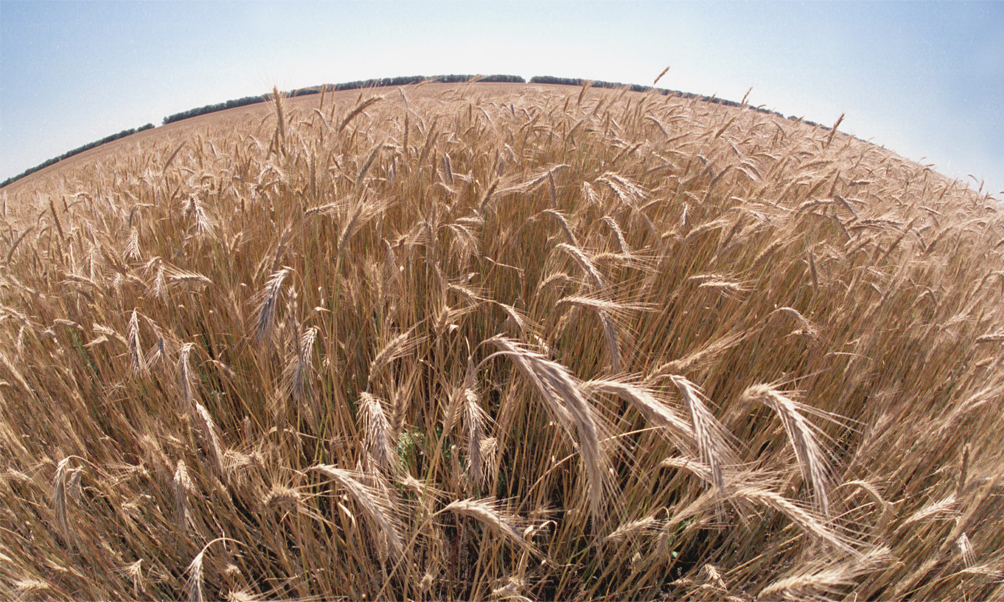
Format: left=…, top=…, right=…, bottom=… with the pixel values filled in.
left=1, top=80, right=1003, bottom=601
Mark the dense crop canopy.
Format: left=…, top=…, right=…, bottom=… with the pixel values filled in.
left=1, top=81, right=1003, bottom=600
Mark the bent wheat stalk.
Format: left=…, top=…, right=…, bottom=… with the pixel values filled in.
left=669, top=375, right=733, bottom=492
left=312, top=465, right=405, bottom=561
left=486, top=336, right=614, bottom=523
left=740, top=384, right=836, bottom=517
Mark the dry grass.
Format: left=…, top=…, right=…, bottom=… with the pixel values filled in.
left=1, top=80, right=1003, bottom=600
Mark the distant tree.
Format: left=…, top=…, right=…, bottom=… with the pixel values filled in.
left=1, top=124, right=156, bottom=188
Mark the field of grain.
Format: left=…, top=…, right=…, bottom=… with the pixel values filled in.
left=1, top=81, right=1003, bottom=601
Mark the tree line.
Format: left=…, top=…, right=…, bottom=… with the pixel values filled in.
left=164, top=75, right=527, bottom=124
left=1, top=124, right=154, bottom=189
left=527, top=75, right=820, bottom=123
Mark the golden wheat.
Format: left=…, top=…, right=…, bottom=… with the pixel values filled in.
left=0, top=79, right=1002, bottom=600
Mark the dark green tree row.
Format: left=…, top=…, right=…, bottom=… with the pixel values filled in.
left=528, top=75, right=812, bottom=122
left=161, top=95, right=267, bottom=124
left=1, top=124, right=154, bottom=189
left=165, top=75, right=527, bottom=124
left=291, top=73, right=526, bottom=98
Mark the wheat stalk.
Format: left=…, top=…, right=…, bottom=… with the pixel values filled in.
left=669, top=375, right=732, bottom=492
left=339, top=95, right=384, bottom=133
left=312, top=465, right=405, bottom=561
left=554, top=243, right=606, bottom=290
left=442, top=498, right=534, bottom=553
left=740, top=384, right=835, bottom=517
left=582, top=379, right=693, bottom=453
left=488, top=336, right=614, bottom=522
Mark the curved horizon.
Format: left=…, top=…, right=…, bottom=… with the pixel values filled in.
left=1, top=1, right=1001, bottom=195
left=2, top=73, right=856, bottom=189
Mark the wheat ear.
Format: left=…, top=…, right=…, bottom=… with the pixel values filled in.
left=339, top=95, right=384, bottom=133
left=186, top=538, right=234, bottom=602
left=735, top=486, right=855, bottom=555
left=487, top=336, right=613, bottom=523
left=741, top=384, right=834, bottom=517
left=192, top=402, right=224, bottom=480
left=178, top=342, right=195, bottom=406
left=555, top=243, right=606, bottom=290
left=173, top=460, right=194, bottom=532
left=254, top=267, right=291, bottom=345
left=442, top=498, right=534, bottom=553
left=462, top=386, right=492, bottom=490
left=358, top=392, right=397, bottom=473
left=669, top=375, right=732, bottom=492
left=582, top=379, right=693, bottom=453
left=53, top=457, right=82, bottom=545
left=312, top=465, right=405, bottom=560
left=128, top=309, right=146, bottom=373
left=758, top=546, right=890, bottom=600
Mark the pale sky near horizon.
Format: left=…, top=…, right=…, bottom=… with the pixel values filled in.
left=1, top=1, right=1002, bottom=196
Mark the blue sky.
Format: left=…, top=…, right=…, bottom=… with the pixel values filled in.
left=2, top=1, right=1002, bottom=196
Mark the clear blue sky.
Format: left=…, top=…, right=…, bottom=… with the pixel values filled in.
left=2, top=1, right=1002, bottom=196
